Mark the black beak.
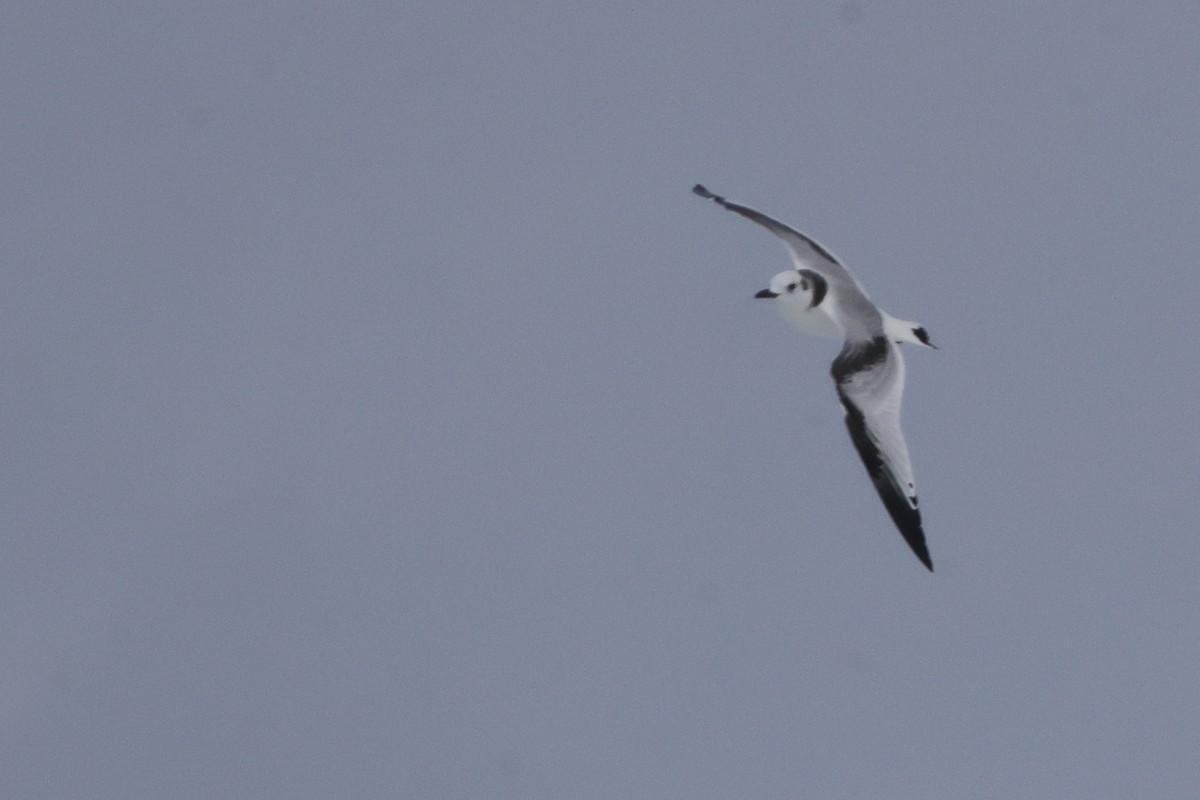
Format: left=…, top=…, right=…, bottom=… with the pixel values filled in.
left=755, top=289, right=778, bottom=299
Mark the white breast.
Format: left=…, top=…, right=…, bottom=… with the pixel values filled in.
left=776, top=298, right=845, bottom=340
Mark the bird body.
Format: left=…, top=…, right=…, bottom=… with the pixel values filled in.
left=694, top=184, right=936, bottom=571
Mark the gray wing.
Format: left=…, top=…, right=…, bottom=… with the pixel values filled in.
left=692, top=184, right=868, bottom=295
left=831, top=336, right=932, bottom=571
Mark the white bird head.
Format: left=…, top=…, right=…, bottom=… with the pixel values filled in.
left=755, top=269, right=826, bottom=307
left=754, top=269, right=844, bottom=340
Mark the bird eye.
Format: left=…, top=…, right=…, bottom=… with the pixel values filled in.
left=786, top=282, right=797, bottom=293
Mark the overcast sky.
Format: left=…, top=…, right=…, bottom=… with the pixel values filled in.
left=4, top=2, right=1200, bottom=797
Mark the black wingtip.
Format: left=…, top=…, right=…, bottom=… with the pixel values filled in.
left=900, top=523, right=934, bottom=571
left=902, top=523, right=934, bottom=571
left=917, top=548, right=934, bottom=572
left=692, top=183, right=713, bottom=198
left=900, top=521, right=934, bottom=571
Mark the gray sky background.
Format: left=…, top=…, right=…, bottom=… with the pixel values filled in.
left=5, top=2, right=1200, bottom=797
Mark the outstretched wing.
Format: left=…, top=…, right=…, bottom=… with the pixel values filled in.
left=692, top=184, right=867, bottom=295
left=831, top=336, right=932, bottom=571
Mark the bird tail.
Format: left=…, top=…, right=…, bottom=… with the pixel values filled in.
left=884, top=314, right=937, bottom=349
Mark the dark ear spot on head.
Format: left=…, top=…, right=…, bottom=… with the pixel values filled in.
left=797, top=269, right=827, bottom=309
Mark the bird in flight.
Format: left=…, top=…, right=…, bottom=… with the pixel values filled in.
left=693, top=184, right=936, bottom=571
